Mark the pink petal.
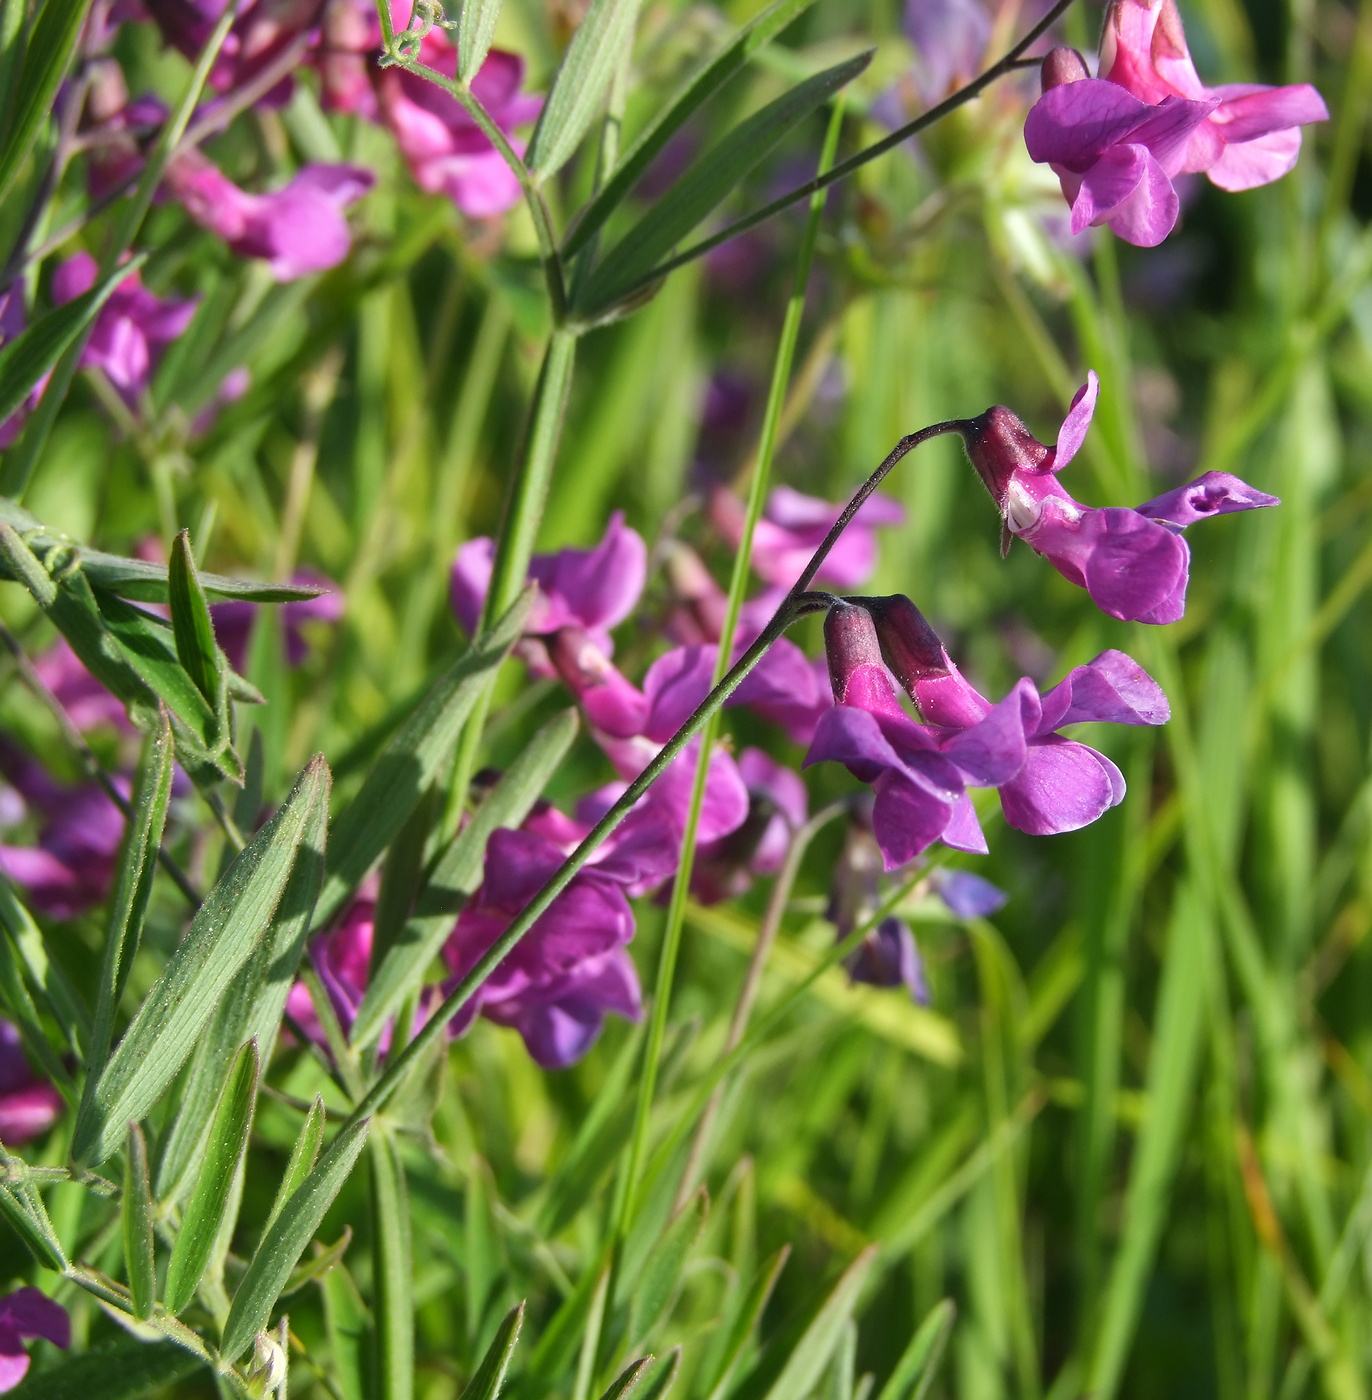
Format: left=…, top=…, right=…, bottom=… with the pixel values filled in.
left=1071, top=144, right=1150, bottom=234
left=1048, top=371, right=1099, bottom=473
left=1136, top=470, right=1280, bottom=527
left=999, top=738, right=1125, bottom=834
left=1206, top=126, right=1303, bottom=191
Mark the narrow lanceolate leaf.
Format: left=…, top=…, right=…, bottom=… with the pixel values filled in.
left=73, top=757, right=331, bottom=1166
left=628, top=1189, right=709, bottom=1347
left=163, top=1040, right=259, bottom=1315
left=759, top=1247, right=877, bottom=1400
left=89, top=712, right=175, bottom=1080
left=221, top=1116, right=371, bottom=1362
left=0, top=256, right=143, bottom=424
left=459, top=1301, right=524, bottom=1400
left=0, top=870, right=88, bottom=1065
left=634, top=1349, right=682, bottom=1400
left=263, top=1098, right=325, bottom=1238
left=563, top=0, right=819, bottom=257
left=702, top=1247, right=790, bottom=1400
left=314, top=586, right=533, bottom=929
left=0, top=0, right=94, bottom=206
left=351, top=706, right=578, bottom=1049
left=155, top=772, right=327, bottom=1202
left=524, top=0, right=642, bottom=178
left=369, top=1131, right=414, bottom=1400
left=168, top=530, right=221, bottom=706
left=600, top=1356, right=656, bottom=1400
left=577, top=51, right=871, bottom=315
left=457, top=0, right=503, bottom=82
left=873, top=1301, right=955, bottom=1400
left=0, top=1178, right=66, bottom=1272
left=122, top=1123, right=157, bottom=1321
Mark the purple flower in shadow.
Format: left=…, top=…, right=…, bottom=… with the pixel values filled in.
left=693, top=748, right=808, bottom=904
left=31, top=639, right=133, bottom=734
left=959, top=372, right=1279, bottom=622
left=928, top=867, right=1008, bottom=918
left=0, top=1288, right=68, bottom=1392
left=0, top=1020, right=63, bottom=1146
left=847, top=917, right=929, bottom=1002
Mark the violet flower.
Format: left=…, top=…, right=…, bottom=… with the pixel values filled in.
left=379, top=39, right=541, bottom=218
left=1100, top=0, right=1329, bottom=192
left=286, top=894, right=377, bottom=1043
left=443, top=827, right=642, bottom=1068
left=928, top=867, right=1007, bottom=918
left=30, top=638, right=133, bottom=733
left=0, top=1288, right=69, bottom=1393
left=163, top=150, right=374, bottom=281
left=52, top=252, right=196, bottom=399
left=848, top=917, right=929, bottom=1002
left=0, top=1021, right=63, bottom=1147
left=1024, top=50, right=1218, bottom=246
left=0, top=747, right=125, bottom=919
left=958, top=373, right=1279, bottom=622
left=708, top=484, right=906, bottom=590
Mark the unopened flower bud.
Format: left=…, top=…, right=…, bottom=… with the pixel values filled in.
left=958, top=407, right=1050, bottom=510
left=1040, top=46, right=1089, bottom=91
left=860, top=595, right=950, bottom=691
left=246, top=1327, right=288, bottom=1397
left=823, top=601, right=884, bottom=705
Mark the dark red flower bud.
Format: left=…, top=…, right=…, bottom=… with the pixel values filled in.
left=958, top=406, right=1050, bottom=510
left=1041, top=46, right=1090, bottom=92
left=823, top=601, right=884, bottom=705
left=861, top=595, right=951, bottom=690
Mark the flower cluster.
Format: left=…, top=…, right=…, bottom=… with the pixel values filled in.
left=1025, top=0, right=1327, bottom=245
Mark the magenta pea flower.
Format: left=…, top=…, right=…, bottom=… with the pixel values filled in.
left=52, top=252, right=197, bottom=399
left=285, top=895, right=377, bottom=1045
left=1100, top=0, right=1328, bottom=191
left=0, top=1288, right=68, bottom=1392
left=1024, top=51, right=1218, bottom=246
left=146, top=0, right=323, bottom=101
left=379, top=40, right=541, bottom=218
left=709, top=484, right=905, bottom=590
left=163, top=151, right=373, bottom=281
left=443, top=828, right=642, bottom=1068
left=0, top=1021, right=63, bottom=1147
left=959, top=372, right=1279, bottom=623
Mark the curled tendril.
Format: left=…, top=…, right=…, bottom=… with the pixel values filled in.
left=380, top=0, right=459, bottom=66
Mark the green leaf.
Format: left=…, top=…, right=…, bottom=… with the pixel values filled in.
left=281, top=1226, right=352, bottom=1296
left=464, top=1156, right=501, bottom=1340
left=459, top=1300, right=524, bottom=1400
left=350, top=706, right=578, bottom=1050
left=315, top=586, right=533, bottom=930
left=0, top=0, right=94, bottom=206
left=576, top=51, right=871, bottom=315
left=701, top=1247, right=789, bottom=1400
left=122, top=1122, right=157, bottom=1321
left=5, top=1335, right=204, bottom=1399
left=89, top=711, right=175, bottom=1080
left=563, top=0, right=818, bottom=258
left=163, top=1039, right=259, bottom=1315
left=0, top=882, right=74, bottom=1098
left=634, top=1349, right=682, bottom=1400
left=73, top=756, right=331, bottom=1166
left=873, top=1300, right=955, bottom=1400
left=221, top=1115, right=372, bottom=1362
left=600, top=1356, right=655, bottom=1400
left=525, top=0, right=643, bottom=178
left=628, top=1188, right=708, bottom=1347
left=458, top=0, right=503, bottom=82
left=263, top=1097, right=325, bottom=1238
left=370, top=1130, right=414, bottom=1400
left=759, top=1247, right=877, bottom=1400
left=0, top=867, right=88, bottom=1063
left=322, top=1261, right=369, bottom=1400
left=168, top=529, right=222, bottom=706
left=0, top=1177, right=67, bottom=1272
left=0, top=256, right=143, bottom=424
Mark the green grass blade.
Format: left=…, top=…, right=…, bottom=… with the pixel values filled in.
left=73, top=756, right=331, bottom=1166
left=263, top=1097, right=325, bottom=1239
left=221, top=1115, right=372, bottom=1361
left=370, top=1130, right=414, bottom=1400
left=460, top=1300, right=524, bottom=1400
left=563, top=0, right=818, bottom=258
left=163, top=1039, right=259, bottom=1315
left=701, top=1247, right=790, bottom=1400
left=627, top=1188, right=708, bottom=1348
left=525, top=0, right=643, bottom=178
left=759, top=1247, right=877, bottom=1400
left=577, top=52, right=869, bottom=316
left=873, top=1300, right=955, bottom=1400
left=122, top=1122, right=157, bottom=1321
left=599, top=1356, right=655, bottom=1400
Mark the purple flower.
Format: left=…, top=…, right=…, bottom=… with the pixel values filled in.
left=210, top=569, right=344, bottom=672
left=285, top=894, right=377, bottom=1044
left=163, top=150, right=373, bottom=280
left=0, top=1020, right=63, bottom=1146
left=0, top=1288, right=68, bottom=1392
left=1024, top=60, right=1217, bottom=246
left=1100, top=0, right=1328, bottom=192
left=958, top=373, right=1279, bottom=622
left=30, top=639, right=133, bottom=734
left=928, top=867, right=1007, bottom=918
left=52, top=252, right=196, bottom=398
left=0, top=289, right=47, bottom=448
left=693, top=748, right=808, bottom=904
left=380, top=40, right=541, bottom=217
left=316, top=0, right=382, bottom=117
left=443, top=827, right=642, bottom=1068
left=0, top=746, right=126, bottom=919
left=847, top=917, right=929, bottom=1002
left=905, top=0, right=991, bottom=102
left=709, top=485, right=906, bottom=590
left=452, top=512, right=647, bottom=648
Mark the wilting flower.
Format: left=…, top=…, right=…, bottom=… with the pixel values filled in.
left=708, top=485, right=905, bottom=591
left=958, top=373, right=1279, bottom=622
left=379, top=41, right=540, bottom=217
left=163, top=150, right=373, bottom=280
left=444, top=827, right=642, bottom=1068
left=52, top=252, right=196, bottom=399
left=0, top=1288, right=69, bottom=1392
left=0, top=1021, right=62, bottom=1146
left=210, top=570, right=344, bottom=672
left=693, top=748, right=808, bottom=904
left=1099, top=0, right=1328, bottom=192
left=0, top=747, right=125, bottom=919
left=1024, top=52, right=1218, bottom=246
